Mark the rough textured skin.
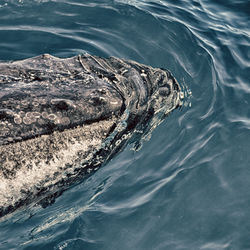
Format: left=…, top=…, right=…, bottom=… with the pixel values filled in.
left=0, top=54, right=181, bottom=218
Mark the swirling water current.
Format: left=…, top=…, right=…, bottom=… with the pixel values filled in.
left=0, top=0, right=249, bottom=249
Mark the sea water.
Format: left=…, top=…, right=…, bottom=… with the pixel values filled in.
left=0, top=0, right=249, bottom=249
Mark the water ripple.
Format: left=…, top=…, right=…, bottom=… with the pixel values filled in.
left=0, top=0, right=250, bottom=249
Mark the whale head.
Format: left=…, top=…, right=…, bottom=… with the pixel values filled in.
left=0, top=54, right=181, bottom=218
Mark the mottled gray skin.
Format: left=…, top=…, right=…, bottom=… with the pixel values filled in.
left=0, top=54, right=181, bottom=218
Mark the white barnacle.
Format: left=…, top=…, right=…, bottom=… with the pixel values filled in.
left=48, top=114, right=57, bottom=121
left=23, top=116, right=33, bottom=125
left=18, top=111, right=25, bottom=117
left=26, top=112, right=33, bottom=118
left=21, top=100, right=29, bottom=106
left=32, top=112, right=41, bottom=118
left=14, top=116, right=22, bottom=125
left=115, top=139, right=121, bottom=146
left=42, top=112, right=48, bottom=119
left=61, top=117, right=70, bottom=125
left=121, top=134, right=129, bottom=140
left=32, top=101, right=40, bottom=107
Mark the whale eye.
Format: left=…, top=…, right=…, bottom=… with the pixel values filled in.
left=51, top=99, right=72, bottom=111
left=55, top=100, right=69, bottom=110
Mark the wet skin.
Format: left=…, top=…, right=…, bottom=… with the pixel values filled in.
left=0, top=54, right=181, bottom=218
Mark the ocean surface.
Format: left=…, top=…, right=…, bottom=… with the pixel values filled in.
left=0, top=0, right=249, bottom=249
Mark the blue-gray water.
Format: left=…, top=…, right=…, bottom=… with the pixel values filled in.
left=0, top=0, right=249, bottom=249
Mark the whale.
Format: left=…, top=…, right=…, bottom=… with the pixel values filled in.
left=0, top=53, right=182, bottom=218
